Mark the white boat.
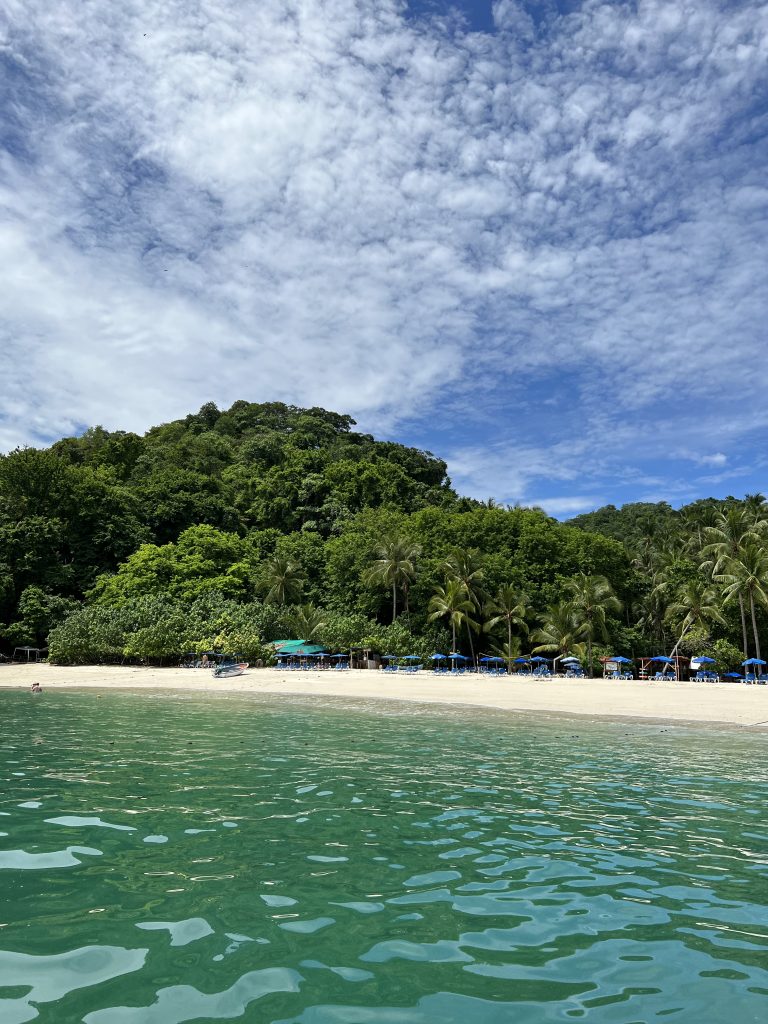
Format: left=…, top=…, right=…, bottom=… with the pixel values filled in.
left=212, top=662, right=249, bottom=678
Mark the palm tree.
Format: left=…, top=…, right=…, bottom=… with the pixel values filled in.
left=702, top=506, right=759, bottom=657
left=744, top=492, right=768, bottom=525
left=261, top=555, right=304, bottom=605
left=428, top=579, right=478, bottom=652
left=531, top=601, right=587, bottom=662
left=566, top=574, right=621, bottom=677
left=443, top=548, right=485, bottom=664
left=364, top=535, right=421, bottom=623
left=666, top=578, right=726, bottom=675
left=715, top=542, right=768, bottom=662
left=483, top=585, right=528, bottom=673
left=288, top=604, right=327, bottom=642
left=488, top=637, right=522, bottom=667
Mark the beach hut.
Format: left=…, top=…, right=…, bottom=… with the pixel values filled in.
left=12, top=646, right=46, bottom=662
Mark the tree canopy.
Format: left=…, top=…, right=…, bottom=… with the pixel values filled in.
left=1, top=401, right=765, bottom=672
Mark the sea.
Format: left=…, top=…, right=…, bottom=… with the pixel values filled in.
left=1, top=691, right=766, bottom=1023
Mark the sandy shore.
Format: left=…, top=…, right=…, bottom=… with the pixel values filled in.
left=2, top=663, right=767, bottom=727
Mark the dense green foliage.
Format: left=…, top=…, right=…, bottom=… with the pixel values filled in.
left=2, top=401, right=766, bottom=673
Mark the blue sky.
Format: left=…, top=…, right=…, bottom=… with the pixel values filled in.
left=1, top=1, right=767, bottom=517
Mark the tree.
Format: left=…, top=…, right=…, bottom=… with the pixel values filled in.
left=531, top=602, right=587, bottom=663
left=260, top=555, right=305, bottom=605
left=288, top=604, right=327, bottom=642
left=428, top=579, right=478, bottom=652
left=566, top=573, right=621, bottom=676
left=443, top=547, right=486, bottom=664
left=364, top=535, right=421, bottom=623
left=714, top=542, right=768, bottom=662
left=483, top=585, right=528, bottom=673
left=702, top=507, right=760, bottom=657
left=666, top=578, right=726, bottom=675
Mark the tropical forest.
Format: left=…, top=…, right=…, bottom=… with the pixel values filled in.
left=0, top=401, right=765, bottom=675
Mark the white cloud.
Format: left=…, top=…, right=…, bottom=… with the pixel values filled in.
left=0, top=0, right=766, bottom=512
left=696, top=453, right=728, bottom=467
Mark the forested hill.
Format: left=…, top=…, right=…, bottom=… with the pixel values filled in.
left=50, top=400, right=458, bottom=540
left=0, top=400, right=764, bottom=670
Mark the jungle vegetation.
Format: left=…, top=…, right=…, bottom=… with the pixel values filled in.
left=0, top=401, right=765, bottom=674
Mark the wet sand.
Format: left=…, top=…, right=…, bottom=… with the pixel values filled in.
left=2, top=663, right=767, bottom=727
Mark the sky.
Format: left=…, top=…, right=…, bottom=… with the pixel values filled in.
left=1, top=0, right=767, bottom=517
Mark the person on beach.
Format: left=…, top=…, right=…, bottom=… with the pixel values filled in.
left=31, top=682, right=42, bottom=694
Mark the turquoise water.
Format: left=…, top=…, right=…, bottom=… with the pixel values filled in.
left=1, top=692, right=767, bottom=1024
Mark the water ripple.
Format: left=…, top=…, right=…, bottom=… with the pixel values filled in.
left=0, top=692, right=766, bottom=1023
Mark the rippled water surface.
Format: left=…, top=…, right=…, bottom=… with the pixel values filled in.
left=1, top=692, right=767, bottom=1023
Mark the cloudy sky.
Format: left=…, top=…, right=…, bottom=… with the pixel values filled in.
left=1, top=0, right=766, bottom=516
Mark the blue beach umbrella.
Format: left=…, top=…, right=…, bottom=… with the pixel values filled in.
left=431, top=653, right=447, bottom=661
left=401, top=654, right=421, bottom=661
left=514, top=657, right=530, bottom=664
left=332, top=653, right=349, bottom=660
left=611, top=656, right=632, bottom=664
left=742, top=658, right=766, bottom=666
left=649, top=655, right=673, bottom=663
left=449, top=652, right=468, bottom=660
left=692, top=656, right=716, bottom=664
left=724, top=672, right=741, bottom=679
left=530, top=656, right=548, bottom=663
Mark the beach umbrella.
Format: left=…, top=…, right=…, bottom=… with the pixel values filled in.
left=530, top=656, right=549, bottom=663
left=611, top=656, right=632, bottom=664
left=449, top=652, right=468, bottom=660
left=561, top=655, right=580, bottom=663
left=724, top=672, right=741, bottom=679
left=332, top=653, right=349, bottom=659
left=487, top=656, right=505, bottom=663
left=514, top=657, right=530, bottom=664
left=401, top=654, right=421, bottom=661
left=649, top=655, right=673, bottom=663
left=741, top=658, right=766, bottom=666
left=430, top=653, right=447, bottom=661
left=692, top=656, right=716, bottom=664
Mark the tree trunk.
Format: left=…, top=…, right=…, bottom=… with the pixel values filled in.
left=738, top=592, right=749, bottom=658
left=466, top=619, right=476, bottom=668
left=669, top=623, right=691, bottom=680
left=507, top=620, right=512, bottom=674
left=749, top=589, right=761, bottom=665
left=586, top=636, right=593, bottom=679
left=392, top=582, right=397, bottom=623
left=451, top=620, right=456, bottom=652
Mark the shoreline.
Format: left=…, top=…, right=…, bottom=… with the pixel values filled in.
left=2, top=664, right=767, bottom=728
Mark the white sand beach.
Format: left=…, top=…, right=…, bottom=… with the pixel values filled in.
left=2, top=663, right=767, bottom=727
